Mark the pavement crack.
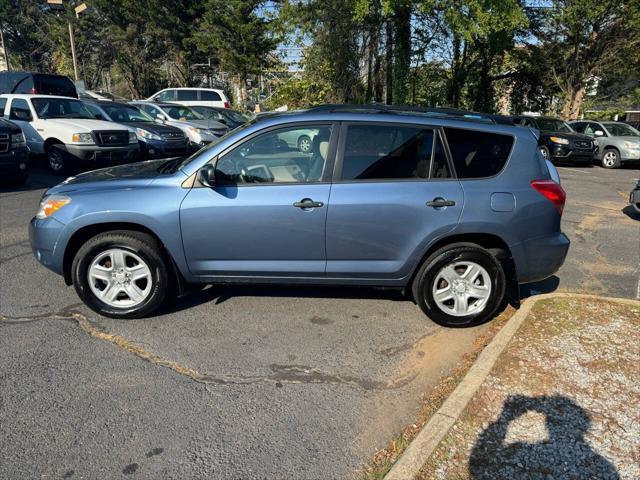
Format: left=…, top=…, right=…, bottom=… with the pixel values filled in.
left=0, top=306, right=416, bottom=391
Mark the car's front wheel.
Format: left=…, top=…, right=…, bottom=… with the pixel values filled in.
left=412, top=244, right=506, bottom=326
left=539, top=145, right=551, bottom=161
left=46, top=143, right=70, bottom=174
left=601, top=148, right=621, bottom=169
left=72, top=231, right=169, bottom=319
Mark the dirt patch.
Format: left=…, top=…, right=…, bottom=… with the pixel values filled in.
left=416, top=297, right=640, bottom=480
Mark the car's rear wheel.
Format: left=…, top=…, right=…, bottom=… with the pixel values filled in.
left=412, top=244, right=506, bottom=327
left=72, top=231, right=169, bottom=319
left=601, top=149, right=621, bottom=169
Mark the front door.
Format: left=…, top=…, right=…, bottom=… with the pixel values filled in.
left=325, top=122, right=464, bottom=281
left=180, top=123, right=336, bottom=278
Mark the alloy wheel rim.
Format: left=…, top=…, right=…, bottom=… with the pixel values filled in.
left=299, top=138, right=311, bottom=152
left=88, top=248, right=152, bottom=308
left=603, top=152, right=616, bottom=167
left=49, top=151, right=63, bottom=171
left=432, top=261, right=492, bottom=317
left=539, top=147, right=548, bottom=159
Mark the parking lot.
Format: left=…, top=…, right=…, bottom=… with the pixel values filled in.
left=1, top=163, right=638, bottom=479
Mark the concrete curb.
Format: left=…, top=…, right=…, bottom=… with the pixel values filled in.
left=384, top=293, right=640, bottom=480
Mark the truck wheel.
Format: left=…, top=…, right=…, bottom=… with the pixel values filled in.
left=72, top=231, right=169, bottom=319
left=412, top=243, right=506, bottom=327
left=601, top=149, right=621, bottom=169
left=46, top=143, right=69, bottom=174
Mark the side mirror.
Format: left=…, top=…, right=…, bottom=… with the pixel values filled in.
left=199, top=164, right=216, bottom=187
left=594, top=130, right=604, bottom=137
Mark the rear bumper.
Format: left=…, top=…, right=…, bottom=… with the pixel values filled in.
left=65, top=144, right=140, bottom=163
left=513, top=233, right=570, bottom=284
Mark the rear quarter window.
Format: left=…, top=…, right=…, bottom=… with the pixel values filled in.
left=201, top=90, right=222, bottom=101
left=444, top=127, right=513, bottom=179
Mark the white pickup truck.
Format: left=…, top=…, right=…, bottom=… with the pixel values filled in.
left=0, top=94, right=139, bottom=173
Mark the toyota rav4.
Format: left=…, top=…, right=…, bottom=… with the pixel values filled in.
left=29, top=105, right=570, bottom=326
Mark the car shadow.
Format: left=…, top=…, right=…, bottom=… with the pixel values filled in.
left=469, top=395, right=620, bottom=479
left=519, top=275, right=560, bottom=299
left=0, top=164, right=66, bottom=194
left=622, top=205, right=639, bottom=221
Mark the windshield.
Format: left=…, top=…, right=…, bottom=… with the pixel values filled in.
left=102, top=105, right=154, bottom=123
left=603, top=123, right=639, bottom=137
left=163, top=106, right=204, bottom=121
left=223, top=110, right=249, bottom=123
left=536, top=118, right=574, bottom=133
left=32, top=98, right=94, bottom=119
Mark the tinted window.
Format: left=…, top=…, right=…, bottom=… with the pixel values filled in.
left=341, top=124, right=436, bottom=180
left=0, top=98, right=6, bottom=116
left=571, top=122, right=586, bottom=133
left=177, top=90, right=198, bottom=101
left=164, top=105, right=202, bottom=120
left=201, top=90, right=222, bottom=101
left=215, top=126, right=332, bottom=184
left=9, top=99, right=32, bottom=121
left=536, top=118, right=573, bottom=133
left=84, top=103, right=106, bottom=119
left=34, top=74, right=77, bottom=97
left=155, top=90, right=176, bottom=101
left=31, top=98, right=93, bottom=119
left=0, top=73, right=34, bottom=94
left=444, top=128, right=513, bottom=178
left=603, top=123, right=639, bottom=136
left=103, top=105, right=153, bottom=122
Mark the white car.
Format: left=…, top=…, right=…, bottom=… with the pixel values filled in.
left=0, top=94, right=139, bottom=173
left=146, top=88, right=231, bottom=109
left=131, top=101, right=229, bottom=148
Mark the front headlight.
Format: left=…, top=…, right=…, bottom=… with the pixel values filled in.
left=128, top=131, right=138, bottom=144
left=135, top=128, right=162, bottom=141
left=36, top=195, right=71, bottom=219
left=549, top=136, right=570, bottom=145
left=11, top=133, right=26, bottom=147
left=71, top=133, right=94, bottom=144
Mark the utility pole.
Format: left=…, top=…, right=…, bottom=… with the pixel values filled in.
left=68, top=21, right=78, bottom=80
left=47, top=0, right=86, bottom=81
left=0, top=28, right=10, bottom=71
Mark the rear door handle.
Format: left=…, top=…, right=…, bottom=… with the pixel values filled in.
left=426, top=198, right=456, bottom=208
left=293, top=198, right=324, bottom=209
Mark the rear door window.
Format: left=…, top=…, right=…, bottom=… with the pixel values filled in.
left=201, top=90, right=221, bottom=101
left=340, top=124, right=449, bottom=181
left=444, top=128, right=513, bottom=179
left=177, top=90, right=198, bottom=101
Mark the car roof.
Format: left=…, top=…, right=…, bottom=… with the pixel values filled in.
left=0, top=93, right=78, bottom=100
left=158, top=87, right=224, bottom=91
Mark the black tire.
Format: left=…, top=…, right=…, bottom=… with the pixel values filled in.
left=297, top=135, right=312, bottom=153
left=539, top=145, right=551, bottom=162
left=46, top=143, right=70, bottom=174
left=601, top=148, right=621, bottom=169
left=71, top=230, right=169, bottom=319
left=412, top=243, right=506, bottom=327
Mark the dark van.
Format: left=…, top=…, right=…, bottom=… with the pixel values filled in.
left=0, top=72, right=78, bottom=98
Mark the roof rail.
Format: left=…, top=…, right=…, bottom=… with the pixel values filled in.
left=255, top=104, right=514, bottom=125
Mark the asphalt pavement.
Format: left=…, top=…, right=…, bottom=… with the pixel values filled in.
left=1, top=163, right=638, bottom=479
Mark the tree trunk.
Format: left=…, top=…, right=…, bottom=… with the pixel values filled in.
left=385, top=16, right=393, bottom=105
left=560, top=85, right=585, bottom=120
left=365, top=23, right=379, bottom=103
left=392, top=3, right=411, bottom=105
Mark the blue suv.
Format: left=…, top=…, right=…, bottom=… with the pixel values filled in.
left=29, top=106, right=570, bottom=326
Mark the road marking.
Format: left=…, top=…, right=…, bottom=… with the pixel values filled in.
left=559, top=167, right=590, bottom=174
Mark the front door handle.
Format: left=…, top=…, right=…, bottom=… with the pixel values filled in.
left=293, top=198, right=324, bottom=209
left=426, top=198, right=456, bottom=208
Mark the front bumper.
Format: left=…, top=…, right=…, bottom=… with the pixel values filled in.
left=551, top=145, right=597, bottom=164
left=140, top=139, right=190, bottom=159
left=65, top=144, right=140, bottom=163
left=514, top=232, right=570, bottom=284
left=29, top=216, right=67, bottom=275
left=0, top=147, right=30, bottom=176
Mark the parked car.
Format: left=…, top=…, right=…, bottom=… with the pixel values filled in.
left=146, top=88, right=231, bottom=109
left=510, top=115, right=597, bottom=166
left=29, top=105, right=569, bottom=325
left=131, top=101, right=229, bottom=149
left=0, top=117, right=30, bottom=184
left=0, top=71, right=77, bottom=98
left=83, top=101, right=190, bottom=159
left=0, top=94, right=139, bottom=173
left=629, top=180, right=640, bottom=214
left=190, top=106, right=249, bottom=129
left=569, top=120, right=640, bottom=169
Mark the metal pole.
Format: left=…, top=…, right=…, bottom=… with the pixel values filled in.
left=0, top=28, right=10, bottom=71
left=68, top=20, right=78, bottom=80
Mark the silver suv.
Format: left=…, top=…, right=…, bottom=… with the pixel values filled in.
left=570, top=120, right=640, bottom=169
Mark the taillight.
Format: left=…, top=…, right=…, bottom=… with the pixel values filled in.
left=223, top=101, right=230, bottom=109
left=531, top=179, right=566, bottom=214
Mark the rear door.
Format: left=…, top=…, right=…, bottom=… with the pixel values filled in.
left=325, top=122, right=463, bottom=281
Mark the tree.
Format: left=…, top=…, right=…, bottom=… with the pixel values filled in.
left=194, top=0, right=279, bottom=106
